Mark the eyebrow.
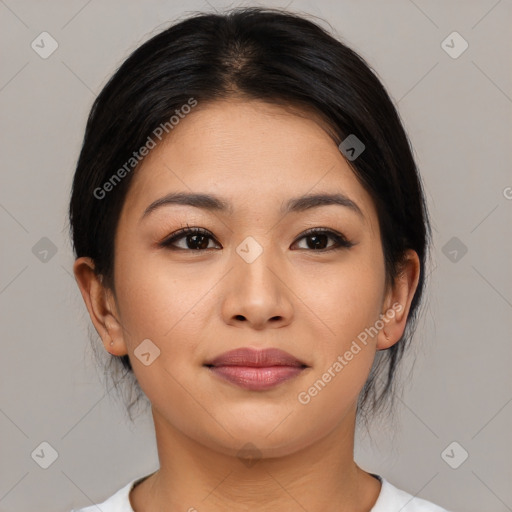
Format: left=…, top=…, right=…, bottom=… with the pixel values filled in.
left=140, top=191, right=364, bottom=221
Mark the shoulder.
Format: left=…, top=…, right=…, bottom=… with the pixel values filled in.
left=69, top=477, right=139, bottom=512
left=371, top=475, right=452, bottom=512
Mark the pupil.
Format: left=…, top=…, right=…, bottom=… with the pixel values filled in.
left=309, top=234, right=327, bottom=249
left=189, top=234, right=208, bottom=250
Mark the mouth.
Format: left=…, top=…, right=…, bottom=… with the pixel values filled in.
left=204, top=347, right=309, bottom=391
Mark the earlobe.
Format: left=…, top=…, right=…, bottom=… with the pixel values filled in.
left=72, top=256, right=129, bottom=356
left=376, top=249, right=421, bottom=351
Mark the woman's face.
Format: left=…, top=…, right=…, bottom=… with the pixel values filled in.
left=90, top=99, right=410, bottom=457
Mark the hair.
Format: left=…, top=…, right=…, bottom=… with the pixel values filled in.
left=68, top=6, right=432, bottom=426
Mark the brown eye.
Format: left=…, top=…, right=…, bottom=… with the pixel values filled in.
left=293, top=229, right=354, bottom=251
left=160, top=227, right=220, bottom=250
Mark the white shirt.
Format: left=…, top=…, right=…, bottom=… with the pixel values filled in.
left=70, top=473, right=451, bottom=511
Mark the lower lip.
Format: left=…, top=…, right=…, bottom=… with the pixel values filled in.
left=207, top=365, right=306, bottom=391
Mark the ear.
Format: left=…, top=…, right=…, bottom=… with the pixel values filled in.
left=377, top=249, right=421, bottom=350
left=72, top=256, right=128, bottom=357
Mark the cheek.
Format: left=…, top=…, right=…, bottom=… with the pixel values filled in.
left=295, top=275, right=381, bottom=412
left=301, top=253, right=385, bottom=347
left=295, top=351, right=374, bottom=429
left=112, top=256, right=196, bottom=384
left=113, top=248, right=229, bottom=391
left=114, top=247, right=205, bottom=338
left=292, top=255, right=384, bottom=410
left=112, top=256, right=212, bottom=419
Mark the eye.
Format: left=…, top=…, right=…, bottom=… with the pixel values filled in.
left=159, top=226, right=220, bottom=250
left=292, top=228, right=355, bottom=251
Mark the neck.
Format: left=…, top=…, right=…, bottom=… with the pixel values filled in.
left=130, top=406, right=381, bottom=512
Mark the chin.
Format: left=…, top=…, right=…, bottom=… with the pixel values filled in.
left=203, top=419, right=315, bottom=460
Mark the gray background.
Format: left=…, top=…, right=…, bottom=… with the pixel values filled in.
left=1, top=1, right=511, bottom=511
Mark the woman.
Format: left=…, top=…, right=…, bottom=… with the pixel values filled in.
left=68, top=7, right=451, bottom=511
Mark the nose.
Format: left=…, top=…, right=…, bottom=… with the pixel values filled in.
left=220, top=244, right=294, bottom=330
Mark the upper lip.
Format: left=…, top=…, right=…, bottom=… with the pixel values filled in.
left=204, top=348, right=308, bottom=368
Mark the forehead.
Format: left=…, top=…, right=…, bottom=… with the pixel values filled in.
left=120, top=99, right=378, bottom=229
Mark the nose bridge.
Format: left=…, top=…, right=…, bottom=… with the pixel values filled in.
left=221, top=234, right=293, bottom=328
left=233, top=234, right=280, bottom=297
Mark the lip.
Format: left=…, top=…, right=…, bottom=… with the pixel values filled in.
left=204, top=348, right=309, bottom=391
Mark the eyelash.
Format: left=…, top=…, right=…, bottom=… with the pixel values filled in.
left=159, top=225, right=355, bottom=252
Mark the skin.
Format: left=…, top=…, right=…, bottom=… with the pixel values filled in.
left=73, top=98, right=420, bottom=512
